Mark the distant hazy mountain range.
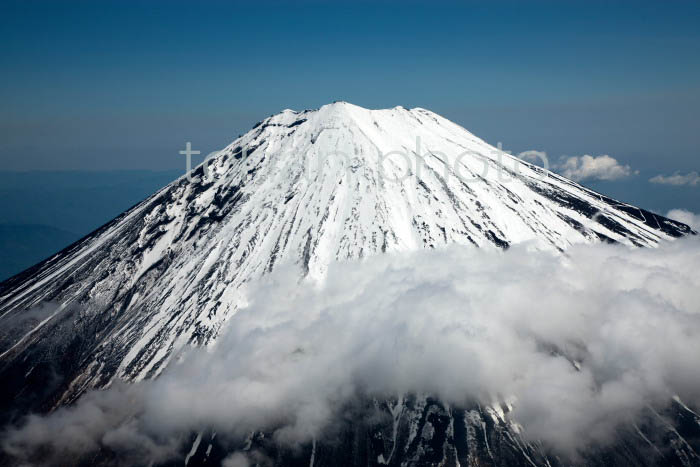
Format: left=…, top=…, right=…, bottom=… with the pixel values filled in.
left=0, top=224, right=78, bottom=281
left=0, top=170, right=179, bottom=280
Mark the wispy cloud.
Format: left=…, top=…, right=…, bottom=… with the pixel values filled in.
left=650, top=171, right=700, bottom=187
left=556, top=155, right=635, bottom=182
left=3, top=237, right=700, bottom=465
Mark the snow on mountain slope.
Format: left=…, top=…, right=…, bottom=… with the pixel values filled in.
left=0, top=102, right=693, bottom=417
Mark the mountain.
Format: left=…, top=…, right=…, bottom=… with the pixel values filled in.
left=0, top=102, right=696, bottom=466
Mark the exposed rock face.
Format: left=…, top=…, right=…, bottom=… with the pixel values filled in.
left=181, top=395, right=700, bottom=467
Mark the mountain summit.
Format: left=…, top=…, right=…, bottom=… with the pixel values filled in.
left=0, top=101, right=692, bottom=396
left=0, top=103, right=695, bottom=465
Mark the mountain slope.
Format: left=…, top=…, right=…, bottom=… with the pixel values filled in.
left=0, top=103, right=695, bottom=465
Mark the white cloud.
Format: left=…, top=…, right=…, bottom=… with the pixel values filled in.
left=667, top=209, right=700, bottom=231
left=650, top=171, right=700, bottom=187
left=555, top=155, right=635, bottom=182
left=3, top=238, right=700, bottom=464
left=517, top=150, right=549, bottom=168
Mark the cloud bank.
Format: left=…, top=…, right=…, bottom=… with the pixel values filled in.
left=650, top=171, right=700, bottom=187
left=556, top=154, right=635, bottom=181
left=3, top=236, right=700, bottom=465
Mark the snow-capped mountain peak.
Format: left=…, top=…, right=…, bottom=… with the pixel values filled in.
left=0, top=102, right=692, bottom=412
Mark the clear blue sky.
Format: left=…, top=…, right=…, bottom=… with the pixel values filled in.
left=1, top=1, right=698, bottom=194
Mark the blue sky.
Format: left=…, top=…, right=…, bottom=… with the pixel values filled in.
left=1, top=0, right=699, bottom=207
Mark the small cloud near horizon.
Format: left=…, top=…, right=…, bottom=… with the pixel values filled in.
left=516, top=152, right=636, bottom=182
left=517, top=150, right=549, bottom=165
left=556, top=155, right=636, bottom=182
left=650, top=171, right=700, bottom=187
